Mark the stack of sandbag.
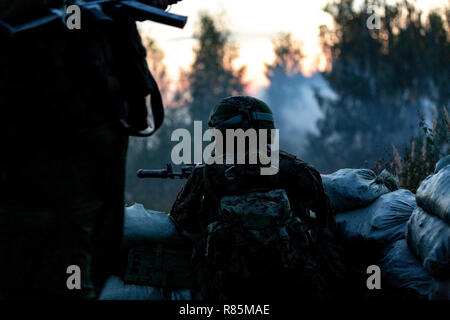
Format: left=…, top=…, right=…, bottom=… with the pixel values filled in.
left=327, top=168, right=436, bottom=298
left=322, top=168, right=397, bottom=213
left=378, top=158, right=450, bottom=300
left=336, top=189, right=416, bottom=250
left=335, top=188, right=437, bottom=298
left=99, top=203, right=200, bottom=300
left=324, top=162, right=450, bottom=299
left=405, top=161, right=450, bottom=300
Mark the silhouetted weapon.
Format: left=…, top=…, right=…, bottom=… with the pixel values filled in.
left=137, top=163, right=198, bottom=179
left=0, top=0, right=187, bottom=36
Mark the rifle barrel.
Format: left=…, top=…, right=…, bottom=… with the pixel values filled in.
left=121, top=0, right=187, bottom=29
left=137, top=169, right=169, bottom=178
left=0, top=0, right=187, bottom=36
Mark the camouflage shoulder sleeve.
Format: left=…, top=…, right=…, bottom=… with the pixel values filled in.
left=279, top=150, right=298, bottom=159
left=305, top=161, right=336, bottom=232
left=281, top=153, right=336, bottom=232
left=0, top=1, right=63, bottom=19
left=169, top=166, right=205, bottom=234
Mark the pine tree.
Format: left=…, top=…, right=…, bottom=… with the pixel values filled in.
left=305, top=0, right=450, bottom=172
left=188, top=13, right=246, bottom=123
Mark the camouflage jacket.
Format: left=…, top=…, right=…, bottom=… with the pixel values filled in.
left=170, top=151, right=337, bottom=235
left=170, top=151, right=345, bottom=299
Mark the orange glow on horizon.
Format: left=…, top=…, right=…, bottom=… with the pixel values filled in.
left=141, top=0, right=448, bottom=94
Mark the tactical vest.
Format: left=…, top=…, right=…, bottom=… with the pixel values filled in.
left=199, top=162, right=316, bottom=298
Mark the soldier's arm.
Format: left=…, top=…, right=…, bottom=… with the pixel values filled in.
left=143, top=0, right=182, bottom=10
left=288, top=159, right=336, bottom=232
left=169, top=167, right=204, bottom=234
left=306, top=165, right=337, bottom=232
left=0, top=0, right=63, bottom=19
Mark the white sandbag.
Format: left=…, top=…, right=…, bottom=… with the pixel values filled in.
left=416, top=165, right=450, bottom=224
left=336, top=189, right=415, bottom=249
left=98, top=276, right=165, bottom=300
left=406, top=207, right=450, bottom=279
left=322, top=169, right=394, bottom=213
left=98, top=276, right=199, bottom=300
left=378, top=240, right=432, bottom=297
left=122, top=203, right=183, bottom=249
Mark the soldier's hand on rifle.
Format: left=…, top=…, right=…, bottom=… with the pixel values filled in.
left=147, top=0, right=182, bottom=10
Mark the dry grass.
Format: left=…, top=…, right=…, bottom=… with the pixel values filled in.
left=391, top=106, right=450, bottom=192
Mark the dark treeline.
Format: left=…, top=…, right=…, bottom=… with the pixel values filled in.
left=126, top=1, right=450, bottom=211
left=305, top=0, right=450, bottom=174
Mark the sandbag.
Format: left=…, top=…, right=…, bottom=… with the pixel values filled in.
left=125, top=245, right=197, bottom=290
left=98, top=276, right=200, bottom=300
left=429, top=278, right=450, bottom=300
left=122, top=203, right=183, bottom=249
left=369, top=190, right=416, bottom=244
left=416, top=165, right=450, bottom=224
left=434, top=155, right=450, bottom=173
left=406, top=207, right=450, bottom=279
left=378, top=240, right=432, bottom=297
left=336, top=189, right=415, bottom=249
left=322, top=169, right=395, bottom=213
left=336, top=206, right=372, bottom=247
left=98, top=276, right=165, bottom=300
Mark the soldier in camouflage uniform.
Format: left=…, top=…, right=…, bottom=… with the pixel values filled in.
left=170, top=96, right=346, bottom=300
left=0, top=0, right=178, bottom=299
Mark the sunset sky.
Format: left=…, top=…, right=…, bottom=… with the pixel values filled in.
left=139, top=0, right=448, bottom=93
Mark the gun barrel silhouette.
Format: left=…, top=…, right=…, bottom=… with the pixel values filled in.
left=137, top=163, right=197, bottom=179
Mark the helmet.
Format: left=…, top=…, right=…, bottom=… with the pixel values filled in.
left=208, top=96, right=275, bottom=130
